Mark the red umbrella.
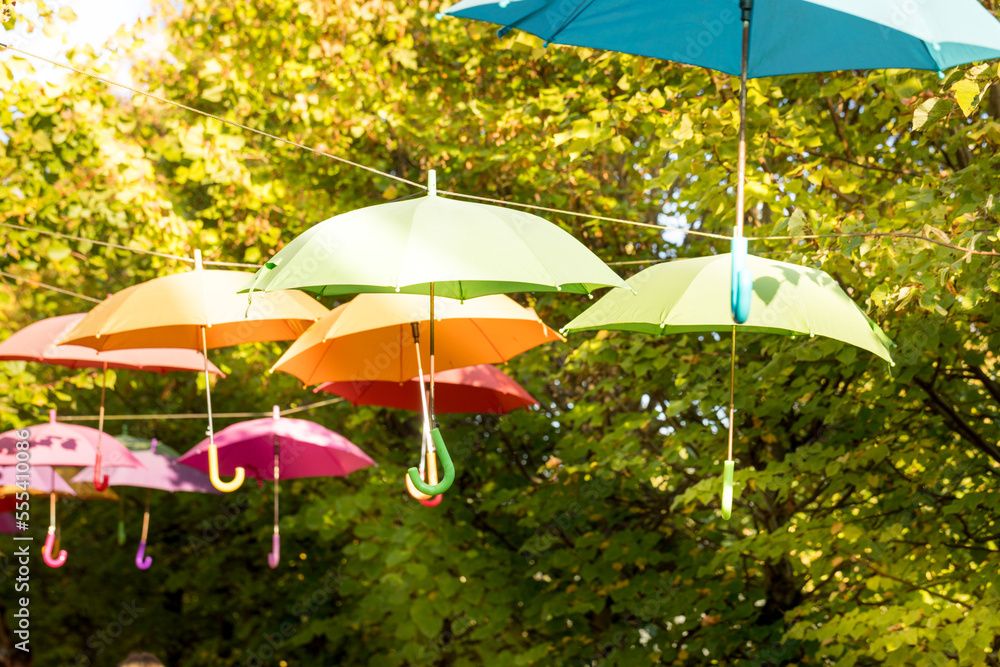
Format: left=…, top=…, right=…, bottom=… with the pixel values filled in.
left=313, top=364, right=538, bottom=414
left=315, top=364, right=538, bottom=506
left=0, top=411, right=139, bottom=567
left=0, top=313, right=223, bottom=490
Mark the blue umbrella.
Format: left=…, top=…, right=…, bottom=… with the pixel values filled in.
left=441, top=0, right=1000, bottom=321
left=442, top=0, right=1000, bottom=77
left=442, top=0, right=1000, bottom=517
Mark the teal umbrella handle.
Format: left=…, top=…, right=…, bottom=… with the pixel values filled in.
left=731, top=236, right=752, bottom=324
left=117, top=519, right=126, bottom=546
left=721, top=460, right=735, bottom=519
left=407, top=428, right=454, bottom=495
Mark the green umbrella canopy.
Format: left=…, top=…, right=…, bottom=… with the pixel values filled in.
left=563, top=253, right=894, bottom=364
left=243, top=175, right=629, bottom=300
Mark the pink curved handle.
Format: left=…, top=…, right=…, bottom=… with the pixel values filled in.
left=135, top=540, right=152, bottom=570
left=419, top=494, right=443, bottom=508
left=93, top=451, right=110, bottom=491
left=267, top=533, right=280, bottom=569
left=43, top=532, right=67, bottom=568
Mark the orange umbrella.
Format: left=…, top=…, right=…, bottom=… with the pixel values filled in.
left=60, top=252, right=329, bottom=492
left=270, top=292, right=563, bottom=385
left=271, top=292, right=561, bottom=504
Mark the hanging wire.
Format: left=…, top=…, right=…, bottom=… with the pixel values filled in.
left=0, top=42, right=426, bottom=191
left=0, top=44, right=994, bottom=259
left=1, top=221, right=193, bottom=262
left=56, top=397, right=345, bottom=422
left=0, top=269, right=103, bottom=303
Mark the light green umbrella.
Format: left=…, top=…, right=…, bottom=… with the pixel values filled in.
left=563, top=253, right=894, bottom=518
left=246, top=171, right=629, bottom=496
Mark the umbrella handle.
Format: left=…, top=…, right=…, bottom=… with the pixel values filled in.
left=405, top=473, right=433, bottom=500
left=135, top=540, right=152, bottom=570
left=730, top=236, right=753, bottom=324
left=406, top=428, right=454, bottom=495
left=419, top=438, right=442, bottom=507
left=93, top=452, right=110, bottom=492
left=43, top=527, right=67, bottom=568
left=721, top=460, right=735, bottom=520
left=117, top=519, right=127, bottom=546
left=268, top=532, right=280, bottom=569
left=208, top=444, right=245, bottom=492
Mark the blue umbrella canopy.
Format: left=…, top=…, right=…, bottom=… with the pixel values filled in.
left=442, top=0, right=1000, bottom=77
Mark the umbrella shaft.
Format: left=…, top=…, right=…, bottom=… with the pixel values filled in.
left=49, top=492, right=56, bottom=527
left=736, top=15, right=749, bottom=238
left=141, top=489, right=151, bottom=542
left=97, top=364, right=106, bottom=453
left=429, top=283, right=436, bottom=425
left=728, top=326, right=736, bottom=461
left=201, top=326, right=215, bottom=445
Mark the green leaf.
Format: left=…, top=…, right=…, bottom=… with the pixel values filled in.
left=912, top=97, right=953, bottom=131
left=952, top=79, right=982, bottom=117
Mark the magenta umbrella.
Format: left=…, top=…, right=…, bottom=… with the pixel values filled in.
left=0, top=411, right=139, bottom=567
left=314, top=364, right=538, bottom=415
left=71, top=439, right=219, bottom=570
left=177, top=407, right=375, bottom=568
left=0, top=313, right=224, bottom=490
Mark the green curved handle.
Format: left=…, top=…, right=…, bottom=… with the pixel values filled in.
left=407, top=428, right=454, bottom=495
left=721, top=460, right=734, bottom=520
left=117, top=519, right=127, bottom=546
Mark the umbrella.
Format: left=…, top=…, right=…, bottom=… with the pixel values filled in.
left=60, top=251, right=329, bottom=492
left=177, top=407, right=375, bottom=568
left=316, top=363, right=538, bottom=507
left=271, top=291, right=560, bottom=502
left=245, top=170, right=627, bottom=496
left=0, top=410, right=141, bottom=468
left=0, top=313, right=224, bottom=491
left=314, top=364, right=539, bottom=415
left=71, top=438, right=218, bottom=570
left=441, top=0, right=1000, bottom=321
left=0, top=412, right=138, bottom=566
left=0, top=463, right=78, bottom=566
left=270, top=292, right=563, bottom=385
left=563, top=253, right=894, bottom=517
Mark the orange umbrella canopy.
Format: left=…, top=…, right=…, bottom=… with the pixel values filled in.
left=60, top=268, right=328, bottom=351
left=271, top=292, right=563, bottom=385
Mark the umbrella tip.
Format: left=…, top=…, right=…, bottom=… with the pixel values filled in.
left=150, top=438, right=157, bottom=453
left=273, top=405, right=281, bottom=420
left=427, top=170, right=436, bottom=196
left=194, top=249, right=203, bottom=270
left=49, top=408, right=57, bottom=424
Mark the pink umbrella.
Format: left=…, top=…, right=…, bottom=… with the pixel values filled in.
left=177, top=407, right=375, bottom=568
left=314, top=364, right=538, bottom=415
left=0, top=411, right=139, bottom=567
left=0, top=464, right=77, bottom=495
left=71, top=439, right=218, bottom=570
left=0, top=463, right=78, bottom=564
left=0, top=313, right=224, bottom=490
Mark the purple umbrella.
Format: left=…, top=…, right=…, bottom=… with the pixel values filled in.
left=177, top=407, right=375, bottom=568
left=71, top=439, right=219, bottom=570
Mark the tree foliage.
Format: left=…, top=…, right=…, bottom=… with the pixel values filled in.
left=1, top=0, right=999, bottom=665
